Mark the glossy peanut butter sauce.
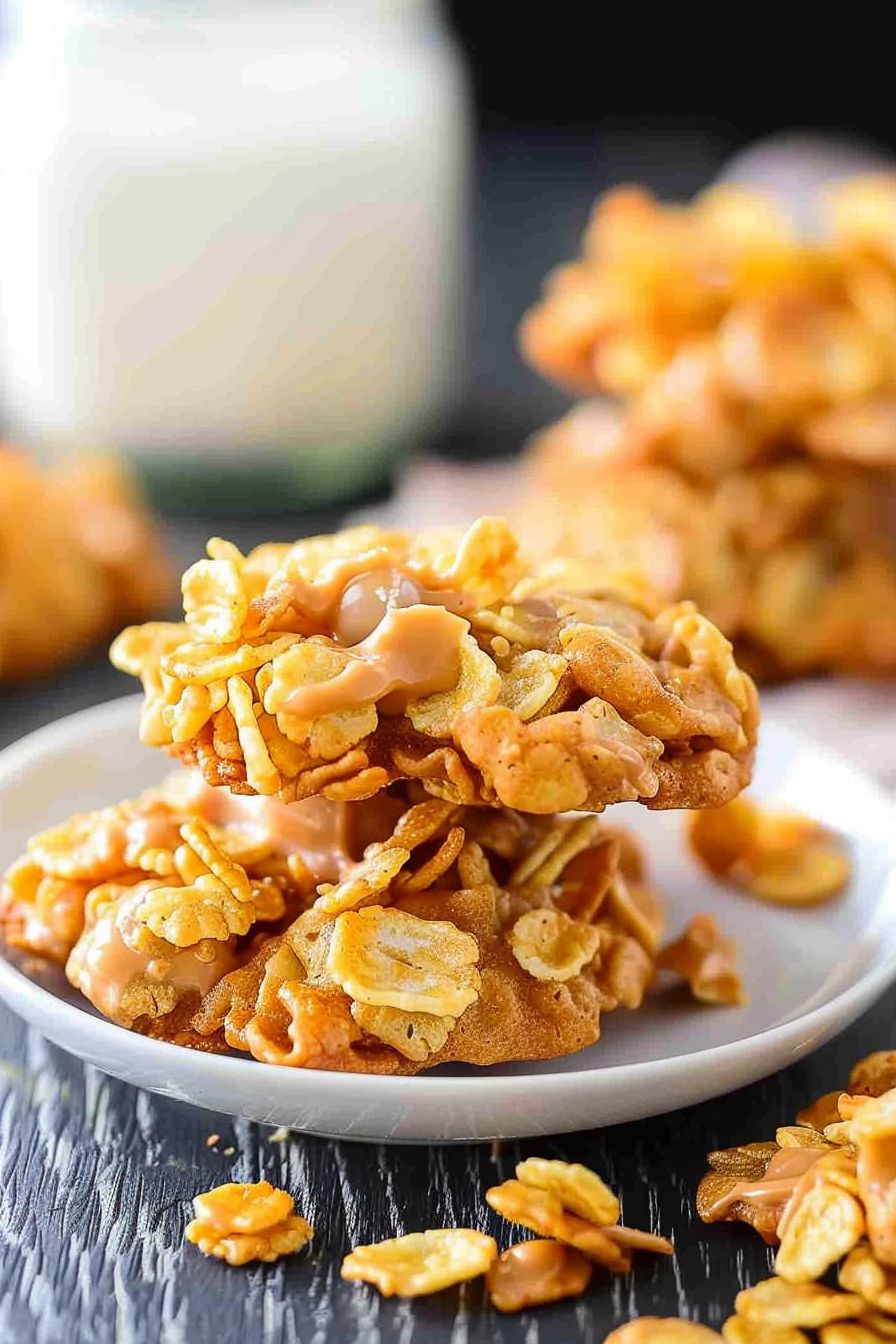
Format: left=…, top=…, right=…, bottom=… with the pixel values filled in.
left=705, top=1146, right=830, bottom=1221
left=67, top=890, right=237, bottom=1024
left=279, top=604, right=469, bottom=719
left=183, top=773, right=354, bottom=881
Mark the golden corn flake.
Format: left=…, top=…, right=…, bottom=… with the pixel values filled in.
left=722, top=1319, right=811, bottom=1343
left=341, top=1229, right=497, bottom=1298
left=735, top=1277, right=865, bottom=1327
left=131, top=876, right=255, bottom=946
left=179, top=819, right=254, bottom=902
left=515, top=1156, right=620, bottom=1226
left=798, top=1092, right=847, bottom=1132
left=326, top=906, right=481, bottom=1016
left=657, top=913, right=747, bottom=1005
left=840, top=1244, right=896, bottom=1312
left=689, top=797, right=850, bottom=905
left=851, top=1053, right=896, bottom=1098
left=182, top=557, right=248, bottom=644
left=406, top=634, right=501, bottom=739
left=186, top=1180, right=313, bottom=1267
left=818, top=1325, right=896, bottom=1343
left=314, top=845, right=411, bottom=916
left=509, top=908, right=601, bottom=982
left=350, top=1002, right=454, bottom=1062
left=110, top=622, right=187, bottom=678
left=226, top=676, right=280, bottom=796
left=485, top=1179, right=630, bottom=1273
left=777, top=1125, right=836, bottom=1150
left=604, top=1322, right=723, bottom=1342
left=775, top=1179, right=865, bottom=1283
left=163, top=634, right=298, bottom=687
left=498, top=649, right=569, bottom=721
left=28, top=810, right=126, bottom=882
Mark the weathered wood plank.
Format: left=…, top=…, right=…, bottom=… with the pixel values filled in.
left=1, top=996, right=888, bottom=1344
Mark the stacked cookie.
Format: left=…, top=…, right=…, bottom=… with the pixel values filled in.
left=520, top=178, right=896, bottom=679
left=1, top=519, right=758, bottom=1072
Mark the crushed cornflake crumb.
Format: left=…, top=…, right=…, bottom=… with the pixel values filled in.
left=205, top=1133, right=220, bottom=1148
left=268, top=1126, right=291, bottom=1144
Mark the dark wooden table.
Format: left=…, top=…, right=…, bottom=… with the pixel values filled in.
left=1, top=129, right=889, bottom=1344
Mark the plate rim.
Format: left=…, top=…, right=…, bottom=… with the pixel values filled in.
left=1, top=692, right=895, bottom=1107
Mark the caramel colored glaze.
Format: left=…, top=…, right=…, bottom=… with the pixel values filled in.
left=704, top=1146, right=830, bottom=1222
left=280, top=605, right=468, bottom=719
left=334, top=567, right=476, bottom=646
left=487, top=1240, right=593, bottom=1313
left=183, top=774, right=355, bottom=882
left=66, top=891, right=238, bottom=1025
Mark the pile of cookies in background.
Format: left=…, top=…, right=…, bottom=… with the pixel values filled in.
left=520, top=175, right=896, bottom=680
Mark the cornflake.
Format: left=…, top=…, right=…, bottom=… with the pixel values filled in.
left=509, top=908, right=602, bottom=982
left=603, top=1323, right=724, bottom=1342
left=657, top=913, right=747, bottom=1005
left=185, top=1180, right=313, bottom=1266
left=689, top=797, right=850, bottom=906
left=341, top=1229, right=497, bottom=1297
left=515, top=1157, right=620, bottom=1227
left=326, top=906, right=481, bottom=1017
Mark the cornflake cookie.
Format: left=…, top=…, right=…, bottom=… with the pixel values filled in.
left=185, top=1180, right=313, bottom=1266
left=689, top=797, right=850, bottom=906
left=0, top=447, right=170, bottom=680
left=692, top=1051, right=896, bottom=1344
left=110, top=518, right=758, bottom=814
left=520, top=179, right=896, bottom=478
left=521, top=406, right=896, bottom=681
left=1, top=770, right=668, bottom=1073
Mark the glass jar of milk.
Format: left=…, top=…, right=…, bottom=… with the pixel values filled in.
left=0, top=1, right=469, bottom=508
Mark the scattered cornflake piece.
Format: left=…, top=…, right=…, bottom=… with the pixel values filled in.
left=722, top=1317, right=811, bottom=1343
left=486, top=1240, right=592, bottom=1313
left=603, top=1321, right=723, bottom=1342
left=851, top=1053, right=896, bottom=1098
left=774, top=1177, right=865, bottom=1283
left=267, top=1127, right=290, bottom=1144
left=657, top=913, right=747, bottom=1005
left=689, top=797, right=850, bottom=906
left=485, top=1180, right=630, bottom=1273
left=185, top=1180, right=313, bottom=1266
left=341, top=1229, right=497, bottom=1298
left=515, top=1156, right=620, bottom=1227
left=734, top=1276, right=865, bottom=1328
left=205, top=1133, right=220, bottom=1148
left=840, top=1243, right=896, bottom=1312
left=798, top=1092, right=847, bottom=1132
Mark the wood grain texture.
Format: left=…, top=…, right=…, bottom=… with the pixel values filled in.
left=2, top=997, right=891, bottom=1344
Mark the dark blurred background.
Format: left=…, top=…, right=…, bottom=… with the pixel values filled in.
left=443, top=4, right=896, bottom=452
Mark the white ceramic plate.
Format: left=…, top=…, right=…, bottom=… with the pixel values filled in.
left=1, top=695, right=894, bottom=1143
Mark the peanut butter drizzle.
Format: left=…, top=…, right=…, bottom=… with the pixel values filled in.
left=280, top=604, right=469, bottom=719
left=183, top=774, right=355, bottom=882
left=333, top=567, right=475, bottom=646
left=269, top=557, right=476, bottom=636
left=66, top=890, right=237, bottom=1024
left=706, top=1146, right=830, bottom=1221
